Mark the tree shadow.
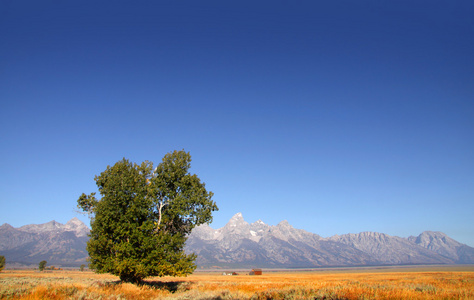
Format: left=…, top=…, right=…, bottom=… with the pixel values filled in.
left=141, top=280, right=193, bottom=293
left=93, top=279, right=193, bottom=293
left=92, top=280, right=122, bottom=288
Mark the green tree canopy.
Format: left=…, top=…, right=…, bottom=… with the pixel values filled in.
left=0, top=255, right=5, bottom=272
left=77, top=150, right=217, bottom=283
left=39, top=260, right=47, bottom=271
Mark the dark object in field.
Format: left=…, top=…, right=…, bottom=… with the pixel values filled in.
left=249, top=268, right=262, bottom=275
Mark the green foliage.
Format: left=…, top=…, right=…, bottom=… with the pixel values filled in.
left=80, top=264, right=86, bottom=271
left=0, top=255, right=5, bottom=272
left=77, top=150, right=218, bottom=283
left=38, top=260, right=47, bottom=271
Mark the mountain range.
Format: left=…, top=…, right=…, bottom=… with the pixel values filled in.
left=186, top=213, right=474, bottom=268
left=1, top=213, right=473, bottom=268
left=0, top=218, right=89, bottom=267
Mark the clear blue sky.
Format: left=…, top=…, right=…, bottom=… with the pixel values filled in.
left=1, top=1, right=473, bottom=246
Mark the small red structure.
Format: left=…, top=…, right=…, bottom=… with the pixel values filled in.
left=249, top=268, right=262, bottom=275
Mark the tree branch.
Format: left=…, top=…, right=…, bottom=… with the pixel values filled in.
left=155, top=200, right=168, bottom=232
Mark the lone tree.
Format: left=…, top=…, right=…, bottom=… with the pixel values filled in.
left=0, top=255, right=5, bottom=272
left=77, top=150, right=217, bottom=283
left=39, top=260, right=47, bottom=271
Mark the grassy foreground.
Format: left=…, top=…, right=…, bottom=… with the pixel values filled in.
left=1, top=266, right=473, bottom=299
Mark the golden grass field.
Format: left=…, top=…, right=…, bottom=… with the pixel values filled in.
left=1, top=265, right=473, bottom=299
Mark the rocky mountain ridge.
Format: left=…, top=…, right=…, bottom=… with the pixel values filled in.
left=18, top=218, right=89, bottom=237
left=408, top=231, right=474, bottom=263
left=1, top=214, right=473, bottom=268
left=0, top=218, right=89, bottom=267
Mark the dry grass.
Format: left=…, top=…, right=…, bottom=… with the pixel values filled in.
left=1, top=266, right=473, bottom=299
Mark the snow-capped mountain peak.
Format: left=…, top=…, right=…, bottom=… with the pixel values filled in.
left=226, top=212, right=247, bottom=227
left=65, top=217, right=90, bottom=237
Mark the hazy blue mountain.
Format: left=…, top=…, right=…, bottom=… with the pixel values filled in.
left=328, top=232, right=452, bottom=265
left=408, top=231, right=474, bottom=264
left=0, top=218, right=89, bottom=267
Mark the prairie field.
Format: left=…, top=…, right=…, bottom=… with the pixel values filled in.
left=1, top=266, right=473, bottom=299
